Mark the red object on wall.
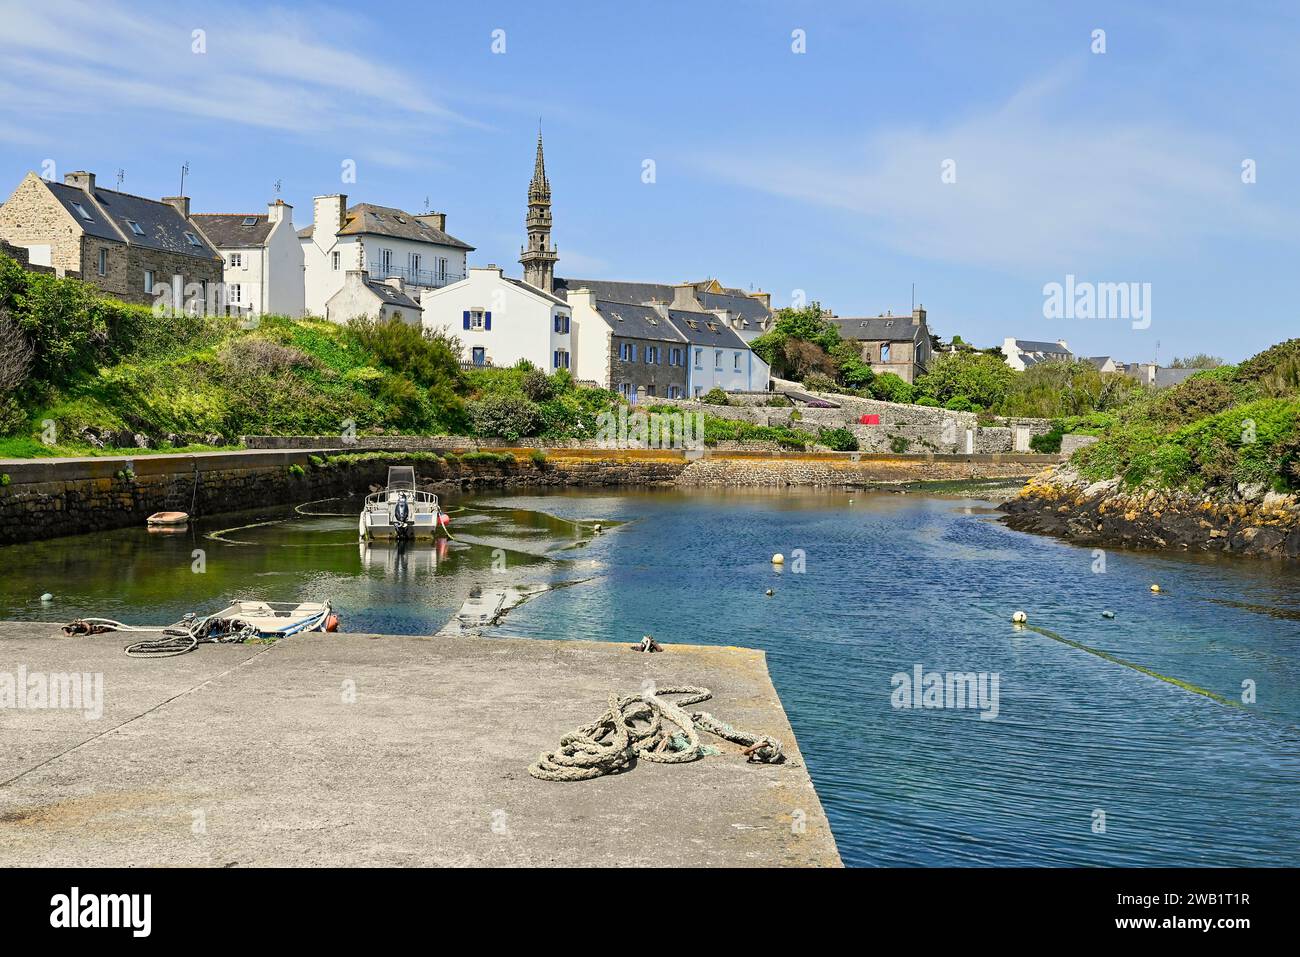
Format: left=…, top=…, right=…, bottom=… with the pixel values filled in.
left=860, top=414, right=880, bottom=425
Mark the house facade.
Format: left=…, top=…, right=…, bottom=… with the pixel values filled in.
left=1001, top=337, right=1073, bottom=371
left=326, top=270, right=421, bottom=324
left=299, top=195, right=473, bottom=321
left=421, top=265, right=572, bottom=371
left=192, top=200, right=304, bottom=317
left=567, top=289, right=688, bottom=400
left=0, top=171, right=222, bottom=306
left=827, top=308, right=933, bottom=384
left=659, top=303, right=765, bottom=395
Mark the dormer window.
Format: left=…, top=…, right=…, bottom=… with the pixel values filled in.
left=72, top=202, right=93, bottom=221
left=126, top=219, right=144, bottom=236
left=184, top=231, right=202, bottom=247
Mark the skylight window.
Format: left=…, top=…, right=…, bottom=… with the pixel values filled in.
left=126, top=220, right=144, bottom=236
left=184, top=231, right=202, bottom=247
left=71, top=202, right=92, bottom=221
left=242, top=217, right=257, bottom=226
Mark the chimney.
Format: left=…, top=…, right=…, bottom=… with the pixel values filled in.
left=162, top=196, right=191, bottom=219
left=748, top=290, right=771, bottom=310
left=647, top=299, right=670, bottom=320
left=64, top=171, right=96, bottom=192
left=314, top=194, right=347, bottom=236
left=1057, top=339, right=1069, bottom=350
left=568, top=287, right=596, bottom=312
left=267, top=199, right=291, bottom=224
left=383, top=276, right=405, bottom=293
left=912, top=305, right=926, bottom=325
left=671, top=283, right=701, bottom=311
left=416, top=212, right=446, bottom=232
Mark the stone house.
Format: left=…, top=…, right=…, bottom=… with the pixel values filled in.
left=1001, top=337, right=1073, bottom=371
left=827, top=307, right=933, bottom=383
left=566, top=289, right=688, bottom=401
left=192, top=200, right=304, bottom=317
left=0, top=171, right=222, bottom=306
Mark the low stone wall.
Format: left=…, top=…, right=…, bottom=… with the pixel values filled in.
left=1061, top=434, right=1100, bottom=456
left=678, top=454, right=1045, bottom=487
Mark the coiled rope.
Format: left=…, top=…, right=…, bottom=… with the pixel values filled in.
left=528, top=685, right=784, bottom=782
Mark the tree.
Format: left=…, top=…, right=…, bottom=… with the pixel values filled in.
left=914, top=351, right=1016, bottom=410
left=1169, top=353, right=1225, bottom=369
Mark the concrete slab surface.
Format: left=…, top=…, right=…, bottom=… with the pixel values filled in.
left=0, top=621, right=840, bottom=867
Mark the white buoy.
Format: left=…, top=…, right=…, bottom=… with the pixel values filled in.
left=1150, top=584, right=1161, bottom=593
left=1011, top=610, right=1027, bottom=624
left=593, top=523, right=602, bottom=533
left=771, top=553, right=785, bottom=565
left=40, top=592, right=53, bottom=603
left=1102, top=610, right=1116, bottom=619
left=765, top=588, right=774, bottom=597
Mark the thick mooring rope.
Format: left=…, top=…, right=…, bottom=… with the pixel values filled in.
left=528, top=685, right=784, bottom=782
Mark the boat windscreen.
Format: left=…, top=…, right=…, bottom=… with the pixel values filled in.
left=386, top=466, right=417, bottom=490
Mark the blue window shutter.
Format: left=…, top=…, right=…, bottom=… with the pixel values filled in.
left=553, top=350, right=558, bottom=368
left=484, top=311, right=492, bottom=330
left=462, top=310, right=470, bottom=330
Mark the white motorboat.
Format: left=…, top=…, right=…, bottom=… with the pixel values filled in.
left=359, top=466, right=447, bottom=540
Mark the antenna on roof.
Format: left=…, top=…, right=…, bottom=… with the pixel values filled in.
left=179, top=161, right=189, bottom=197
left=911, top=283, right=915, bottom=311
left=115, top=168, right=125, bottom=188
left=423, top=195, right=430, bottom=213
left=273, top=179, right=282, bottom=197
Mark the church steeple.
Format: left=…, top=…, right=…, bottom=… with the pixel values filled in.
left=520, top=125, right=557, bottom=293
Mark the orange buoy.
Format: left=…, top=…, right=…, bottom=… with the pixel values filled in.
left=325, top=614, right=340, bottom=633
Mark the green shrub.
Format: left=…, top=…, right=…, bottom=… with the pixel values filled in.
left=871, top=373, right=917, bottom=404
left=890, top=435, right=910, bottom=454
left=0, top=473, right=9, bottom=486
left=0, top=395, right=25, bottom=435
left=915, top=396, right=939, bottom=407
left=530, top=449, right=547, bottom=467
left=522, top=367, right=556, bottom=402
left=287, top=463, right=306, bottom=478
left=467, top=394, right=543, bottom=441
left=944, top=395, right=977, bottom=412
left=818, top=427, right=859, bottom=451
left=1030, top=428, right=1063, bottom=454
left=701, top=387, right=730, bottom=405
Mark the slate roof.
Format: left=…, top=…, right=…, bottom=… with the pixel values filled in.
left=1153, top=366, right=1199, bottom=389
left=593, top=300, right=687, bottom=342
left=828, top=316, right=927, bottom=344
left=191, top=213, right=274, bottom=248
left=1085, top=355, right=1115, bottom=370
left=664, top=308, right=749, bottom=348
left=503, top=275, right=567, bottom=306
left=299, top=203, right=474, bottom=250
left=45, top=181, right=220, bottom=261
left=362, top=278, right=421, bottom=310
left=1014, top=339, right=1071, bottom=355
left=552, top=277, right=773, bottom=326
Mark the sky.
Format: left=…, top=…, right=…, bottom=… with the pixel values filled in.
left=0, top=0, right=1296, bottom=363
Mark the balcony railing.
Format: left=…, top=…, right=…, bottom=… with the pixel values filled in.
left=367, top=259, right=464, bottom=289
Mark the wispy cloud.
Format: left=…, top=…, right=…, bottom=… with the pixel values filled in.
left=689, top=60, right=1282, bottom=275
left=0, top=0, right=483, bottom=147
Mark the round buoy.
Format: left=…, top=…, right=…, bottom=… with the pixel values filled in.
left=594, top=523, right=602, bottom=533
left=1102, top=610, right=1116, bottom=619
left=765, top=588, right=774, bottom=597
left=1011, top=610, right=1027, bottom=624
left=40, top=592, right=53, bottom=603
left=771, top=553, right=785, bottom=565
left=325, top=614, right=340, bottom=633
left=1150, top=584, right=1161, bottom=593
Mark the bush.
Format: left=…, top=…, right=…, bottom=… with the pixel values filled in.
left=530, top=449, right=547, bottom=467
left=915, top=396, right=939, bottom=407
left=871, top=373, right=917, bottom=404
left=818, top=427, right=859, bottom=451
left=915, top=351, right=1014, bottom=409
left=467, top=394, right=543, bottom=441
left=890, top=435, right=910, bottom=453
left=521, top=367, right=556, bottom=402
left=701, top=387, right=730, bottom=405
left=219, top=337, right=315, bottom=376
left=944, top=395, right=977, bottom=412
left=0, top=395, right=25, bottom=435
left=803, top=372, right=837, bottom=393
left=1030, top=428, right=1063, bottom=454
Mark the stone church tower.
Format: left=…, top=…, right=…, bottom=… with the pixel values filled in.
left=520, top=129, right=558, bottom=293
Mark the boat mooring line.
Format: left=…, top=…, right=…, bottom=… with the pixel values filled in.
left=205, top=519, right=288, bottom=545
left=972, top=604, right=1242, bottom=709
left=0, top=640, right=281, bottom=791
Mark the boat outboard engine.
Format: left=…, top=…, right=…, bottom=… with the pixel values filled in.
left=392, top=493, right=412, bottom=538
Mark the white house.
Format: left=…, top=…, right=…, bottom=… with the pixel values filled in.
left=422, top=265, right=572, bottom=371
left=662, top=304, right=770, bottom=395
left=1002, top=337, right=1073, bottom=371
left=299, top=195, right=473, bottom=321
left=192, top=200, right=304, bottom=317
left=326, top=270, right=421, bottom=324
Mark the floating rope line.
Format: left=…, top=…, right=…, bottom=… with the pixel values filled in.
left=973, top=604, right=1241, bottom=708
left=294, top=497, right=357, bottom=518
left=528, top=685, right=784, bottom=782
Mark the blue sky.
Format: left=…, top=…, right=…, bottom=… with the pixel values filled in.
left=1, top=0, right=1296, bottom=362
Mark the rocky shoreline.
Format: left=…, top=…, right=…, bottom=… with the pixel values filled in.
left=999, top=466, right=1300, bottom=559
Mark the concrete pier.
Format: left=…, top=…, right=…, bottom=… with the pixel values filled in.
left=0, top=621, right=840, bottom=867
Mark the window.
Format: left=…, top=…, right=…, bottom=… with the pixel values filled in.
left=619, top=382, right=632, bottom=399
left=620, top=343, right=636, bottom=362
left=670, top=347, right=682, bottom=366
left=409, top=252, right=421, bottom=275
left=71, top=202, right=93, bottom=221
left=669, top=386, right=682, bottom=399
left=126, top=219, right=144, bottom=236
left=464, top=309, right=487, bottom=331
left=471, top=346, right=486, bottom=367
left=143, top=269, right=154, bottom=293
left=553, top=313, right=570, bottom=334
left=381, top=248, right=393, bottom=273
left=229, top=252, right=242, bottom=268
left=183, top=231, right=202, bottom=247
left=881, top=343, right=891, bottom=362
left=242, top=216, right=257, bottom=226
left=229, top=283, right=242, bottom=304
left=97, top=248, right=107, bottom=276
left=694, top=348, right=702, bottom=369
left=437, top=257, right=448, bottom=282
left=734, top=351, right=742, bottom=370
left=714, top=349, right=723, bottom=370
left=553, top=349, right=570, bottom=369
left=693, top=386, right=703, bottom=398
left=332, top=251, right=340, bottom=270
left=645, top=346, right=659, bottom=364
left=645, top=385, right=656, bottom=397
